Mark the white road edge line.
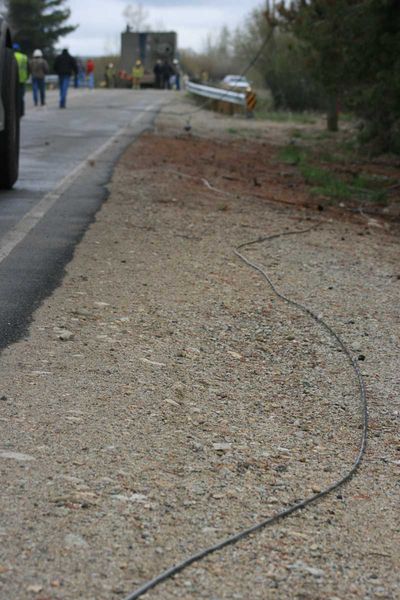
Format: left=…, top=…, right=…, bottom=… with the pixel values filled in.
left=0, top=103, right=159, bottom=265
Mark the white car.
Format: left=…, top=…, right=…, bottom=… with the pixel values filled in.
left=222, top=75, right=251, bottom=91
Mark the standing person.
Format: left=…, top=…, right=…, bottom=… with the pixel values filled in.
left=13, top=43, right=28, bottom=116
left=54, top=49, right=77, bottom=109
left=29, top=49, right=49, bottom=108
left=161, top=59, right=173, bottom=90
left=173, top=59, right=182, bottom=91
left=132, top=59, right=144, bottom=89
left=105, top=63, right=115, bottom=88
left=153, top=59, right=162, bottom=89
left=75, top=58, right=85, bottom=88
left=86, top=58, right=95, bottom=89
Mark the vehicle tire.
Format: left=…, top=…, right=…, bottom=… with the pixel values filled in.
left=0, top=48, right=20, bottom=189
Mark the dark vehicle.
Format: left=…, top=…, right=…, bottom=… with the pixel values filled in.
left=0, top=17, right=20, bottom=189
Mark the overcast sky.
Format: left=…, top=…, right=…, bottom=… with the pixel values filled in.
left=60, top=0, right=264, bottom=56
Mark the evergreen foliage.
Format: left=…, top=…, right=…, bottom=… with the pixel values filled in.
left=6, top=0, right=77, bottom=58
left=276, top=0, right=400, bottom=151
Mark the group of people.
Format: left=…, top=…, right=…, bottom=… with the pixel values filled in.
left=119, top=59, right=182, bottom=90
left=130, top=58, right=182, bottom=90
left=13, top=43, right=184, bottom=115
left=74, top=58, right=95, bottom=90
left=13, top=44, right=49, bottom=114
left=153, top=58, right=182, bottom=90
left=13, top=45, right=97, bottom=112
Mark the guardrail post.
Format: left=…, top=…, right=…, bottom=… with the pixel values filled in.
left=246, top=91, right=257, bottom=118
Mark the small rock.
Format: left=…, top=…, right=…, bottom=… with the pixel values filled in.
left=212, top=493, right=224, bottom=500
left=26, top=584, right=43, bottom=593
left=30, top=370, right=52, bottom=376
left=164, top=398, right=180, bottom=407
left=73, top=491, right=98, bottom=505
left=212, top=443, right=232, bottom=451
left=58, top=329, right=74, bottom=341
left=0, top=451, right=35, bottom=461
left=130, top=493, right=148, bottom=502
left=112, top=493, right=147, bottom=503
left=202, top=527, right=217, bottom=534
left=289, top=561, right=324, bottom=577
left=227, top=350, right=242, bottom=359
left=367, top=219, right=384, bottom=229
left=140, top=358, right=166, bottom=367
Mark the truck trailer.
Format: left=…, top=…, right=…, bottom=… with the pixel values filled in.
left=120, top=29, right=177, bottom=87
left=0, top=16, right=19, bottom=188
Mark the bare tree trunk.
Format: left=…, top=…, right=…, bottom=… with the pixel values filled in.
left=327, top=94, right=339, bottom=131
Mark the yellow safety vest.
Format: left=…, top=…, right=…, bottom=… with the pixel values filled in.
left=14, top=51, right=29, bottom=84
left=132, top=66, right=144, bottom=79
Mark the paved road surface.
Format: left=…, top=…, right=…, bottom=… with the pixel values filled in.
left=0, top=88, right=169, bottom=350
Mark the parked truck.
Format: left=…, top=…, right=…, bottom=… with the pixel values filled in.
left=120, top=29, right=177, bottom=87
left=0, top=16, right=19, bottom=189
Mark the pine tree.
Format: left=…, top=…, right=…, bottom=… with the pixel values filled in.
left=6, top=0, right=77, bottom=58
left=276, top=0, right=400, bottom=149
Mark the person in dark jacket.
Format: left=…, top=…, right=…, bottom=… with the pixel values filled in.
left=153, top=60, right=162, bottom=89
left=161, top=59, right=174, bottom=90
left=54, top=49, right=78, bottom=108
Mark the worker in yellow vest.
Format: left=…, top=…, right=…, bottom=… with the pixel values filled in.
left=132, top=59, right=144, bottom=90
left=13, top=43, right=29, bottom=117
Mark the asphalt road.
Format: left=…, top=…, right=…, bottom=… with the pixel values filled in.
left=0, top=88, right=168, bottom=351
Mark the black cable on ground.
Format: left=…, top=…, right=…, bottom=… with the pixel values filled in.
left=123, top=224, right=368, bottom=600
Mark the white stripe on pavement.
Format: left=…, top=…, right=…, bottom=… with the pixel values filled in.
left=0, top=103, right=159, bottom=265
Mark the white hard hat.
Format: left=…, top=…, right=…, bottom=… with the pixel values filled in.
left=33, top=49, right=43, bottom=58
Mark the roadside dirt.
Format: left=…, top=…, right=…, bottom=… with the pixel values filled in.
left=0, top=97, right=399, bottom=600
left=150, top=100, right=400, bottom=230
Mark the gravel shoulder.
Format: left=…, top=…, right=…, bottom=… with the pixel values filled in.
left=0, top=97, right=399, bottom=600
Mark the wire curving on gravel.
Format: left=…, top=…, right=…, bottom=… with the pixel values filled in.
left=123, top=225, right=368, bottom=600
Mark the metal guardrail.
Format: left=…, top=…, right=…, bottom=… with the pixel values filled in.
left=187, top=81, right=246, bottom=106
